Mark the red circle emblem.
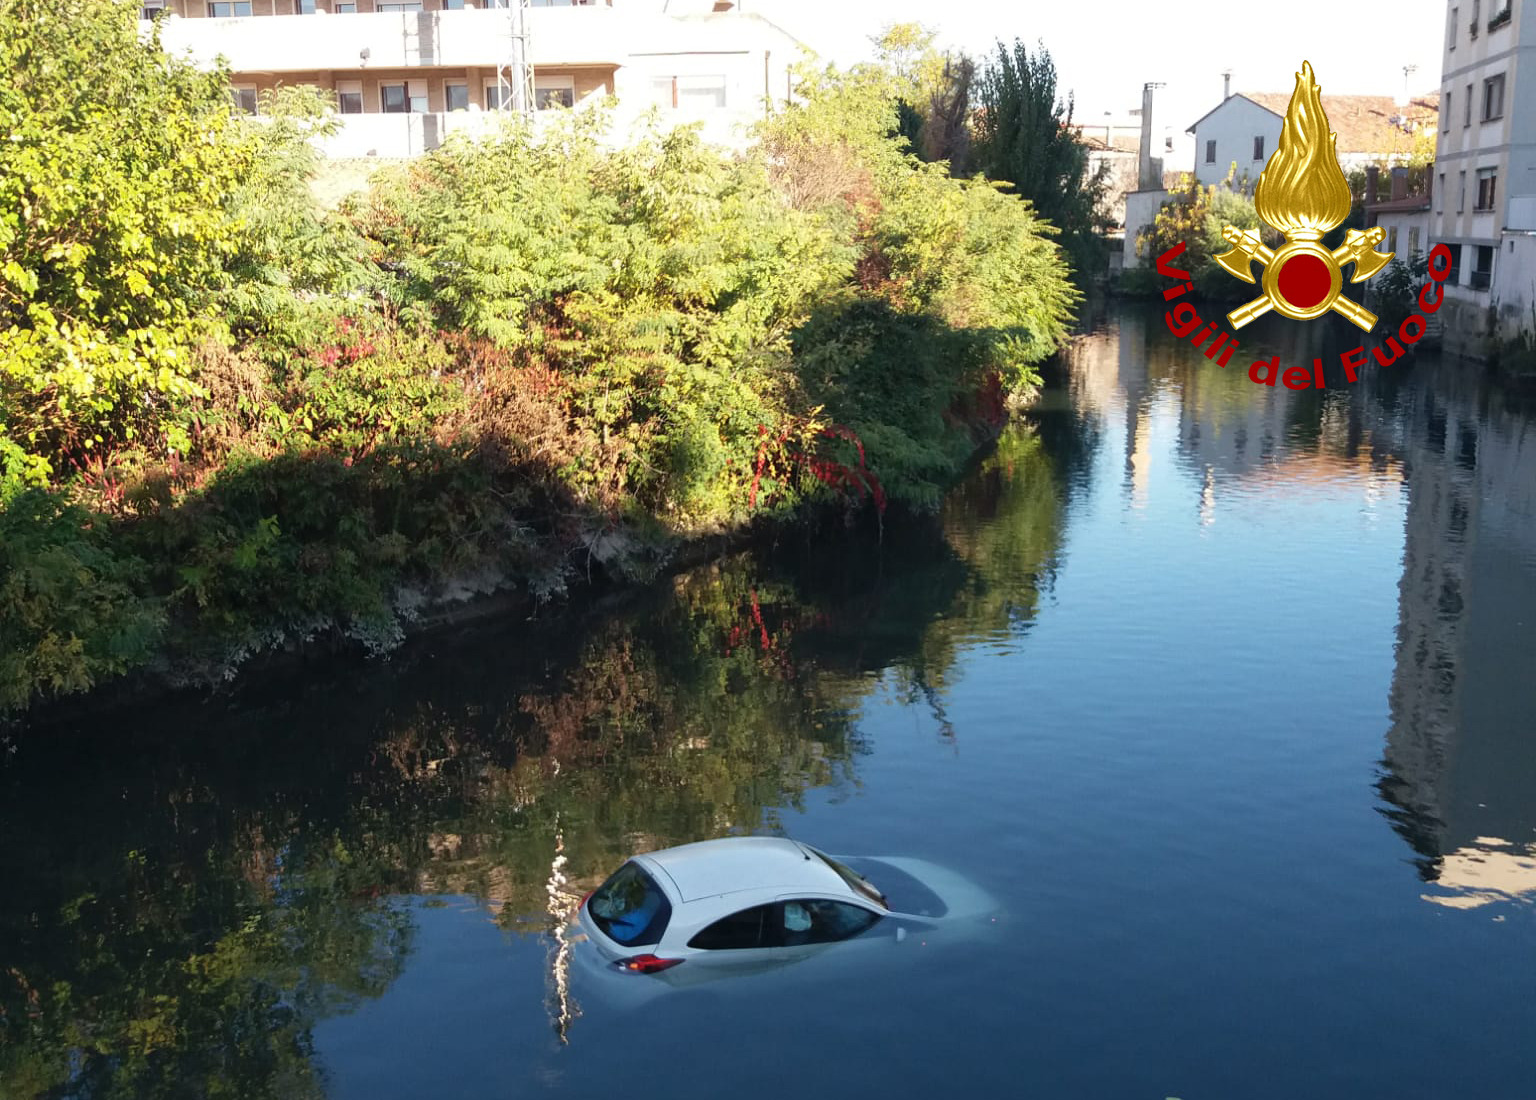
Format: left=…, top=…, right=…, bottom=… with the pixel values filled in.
left=1276, top=254, right=1332, bottom=309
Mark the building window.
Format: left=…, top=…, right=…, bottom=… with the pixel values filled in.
left=377, top=2, right=424, bottom=10
left=1470, top=0, right=1480, bottom=37
left=337, top=80, right=363, bottom=114
left=1205, top=139, right=1216, bottom=164
left=335, top=1, right=355, bottom=9
left=208, top=1, right=253, bottom=14
left=1489, top=4, right=1512, bottom=31
left=1476, top=167, right=1497, bottom=211
left=1387, top=226, right=1399, bottom=253
left=1252, top=135, right=1264, bottom=161
left=1408, top=227, right=1420, bottom=255
left=485, top=82, right=513, bottom=110
left=677, top=75, right=727, bottom=109
left=445, top=82, right=469, bottom=111
left=1458, top=170, right=1467, bottom=212
left=1446, top=244, right=1463, bottom=285
left=381, top=83, right=426, bottom=113
left=1437, top=172, right=1445, bottom=213
left=1464, top=83, right=1473, bottom=126
left=535, top=77, right=576, bottom=110
left=1443, top=90, right=1451, bottom=127
left=140, top=0, right=165, bottom=16
left=231, top=86, right=258, bottom=114
left=1449, top=6, right=1458, bottom=48
left=1483, top=74, right=1506, bottom=120
left=1472, top=244, right=1493, bottom=289
left=297, top=0, right=315, bottom=11
left=443, top=0, right=465, bottom=7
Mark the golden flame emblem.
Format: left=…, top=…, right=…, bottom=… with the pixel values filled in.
left=1216, top=62, right=1393, bottom=331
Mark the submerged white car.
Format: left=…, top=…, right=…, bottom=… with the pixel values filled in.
left=570, top=836, right=997, bottom=988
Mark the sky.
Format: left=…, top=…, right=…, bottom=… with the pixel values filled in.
left=746, top=0, right=1447, bottom=141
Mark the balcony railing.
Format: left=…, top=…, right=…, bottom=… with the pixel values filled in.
left=1469, top=270, right=1492, bottom=290
left=157, top=6, right=627, bottom=72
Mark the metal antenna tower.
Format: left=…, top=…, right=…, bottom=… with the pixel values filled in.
left=495, top=0, right=535, bottom=117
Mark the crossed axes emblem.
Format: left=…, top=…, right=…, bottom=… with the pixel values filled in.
left=1216, top=224, right=1392, bottom=332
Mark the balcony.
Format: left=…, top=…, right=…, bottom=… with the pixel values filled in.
left=312, top=99, right=761, bottom=157
left=157, top=6, right=628, bottom=73
left=316, top=109, right=497, bottom=156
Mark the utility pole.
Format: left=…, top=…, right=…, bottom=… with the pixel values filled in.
left=496, top=0, right=534, bottom=117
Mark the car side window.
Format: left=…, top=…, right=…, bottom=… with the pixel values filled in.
left=781, top=899, right=881, bottom=945
left=688, top=905, right=777, bottom=950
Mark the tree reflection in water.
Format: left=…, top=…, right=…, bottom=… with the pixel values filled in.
left=0, top=425, right=1068, bottom=1095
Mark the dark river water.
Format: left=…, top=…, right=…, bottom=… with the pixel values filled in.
left=3, top=305, right=1535, bottom=1099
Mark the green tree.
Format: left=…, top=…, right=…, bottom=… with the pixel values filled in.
left=1135, top=172, right=1275, bottom=299
left=0, top=0, right=257, bottom=478
left=972, top=40, right=1109, bottom=281
left=871, top=24, right=972, bottom=174
left=220, top=85, right=375, bottom=346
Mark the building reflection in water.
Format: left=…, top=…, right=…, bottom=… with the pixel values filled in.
left=1370, top=363, right=1536, bottom=909
left=1069, top=308, right=1536, bottom=908
left=1064, top=306, right=1403, bottom=520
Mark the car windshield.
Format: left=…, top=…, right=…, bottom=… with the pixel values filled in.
left=587, top=861, right=672, bottom=947
left=807, top=847, right=887, bottom=909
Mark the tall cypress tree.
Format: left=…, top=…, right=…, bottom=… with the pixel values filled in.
left=973, top=40, right=1107, bottom=282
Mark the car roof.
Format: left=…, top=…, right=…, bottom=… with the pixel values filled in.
left=636, top=837, right=853, bottom=903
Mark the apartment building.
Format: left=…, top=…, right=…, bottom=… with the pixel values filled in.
left=152, top=0, right=810, bottom=156
left=1431, top=0, right=1536, bottom=354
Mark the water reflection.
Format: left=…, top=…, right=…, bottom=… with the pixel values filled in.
left=1064, top=306, right=1405, bottom=515
left=3, top=305, right=1535, bottom=1097
left=1065, top=305, right=1536, bottom=910
left=1366, top=359, right=1536, bottom=909
left=0, top=463, right=1064, bottom=1091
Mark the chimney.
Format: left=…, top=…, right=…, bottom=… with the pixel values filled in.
left=1222, top=70, right=1232, bottom=101
left=1390, top=166, right=1409, bottom=201
left=1365, top=165, right=1380, bottom=203
left=1138, top=82, right=1162, bottom=190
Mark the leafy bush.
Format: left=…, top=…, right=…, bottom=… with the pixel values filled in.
left=0, top=0, right=255, bottom=472
left=0, top=491, right=162, bottom=710
left=1370, top=251, right=1431, bottom=334
left=1, top=29, right=1081, bottom=713
left=1134, top=173, right=1279, bottom=299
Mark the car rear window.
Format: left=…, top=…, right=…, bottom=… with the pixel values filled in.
left=587, top=861, right=672, bottom=947
left=807, top=847, right=888, bottom=908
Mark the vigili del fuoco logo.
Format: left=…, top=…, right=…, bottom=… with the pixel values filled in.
left=1157, top=61, right=1454, bottom=390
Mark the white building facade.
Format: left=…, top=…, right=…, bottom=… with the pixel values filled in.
left=1431, top=0, right=1536, bottom=355
left=1186, top=94, right=1280, bottom=189
left=1186, top=88, right=1438, bottom=190
left=152, top=0, right=810, bottom=157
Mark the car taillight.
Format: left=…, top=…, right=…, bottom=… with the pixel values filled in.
left=617, top=954, right=684, bottom=974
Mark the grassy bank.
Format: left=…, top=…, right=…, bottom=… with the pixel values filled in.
left=0, top=0, right=1078, bottom=716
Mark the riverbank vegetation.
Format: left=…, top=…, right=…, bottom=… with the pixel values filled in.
left=1121, top=172, right=1275, bottom=299
left=1, top=2, right=1082, bottom=714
